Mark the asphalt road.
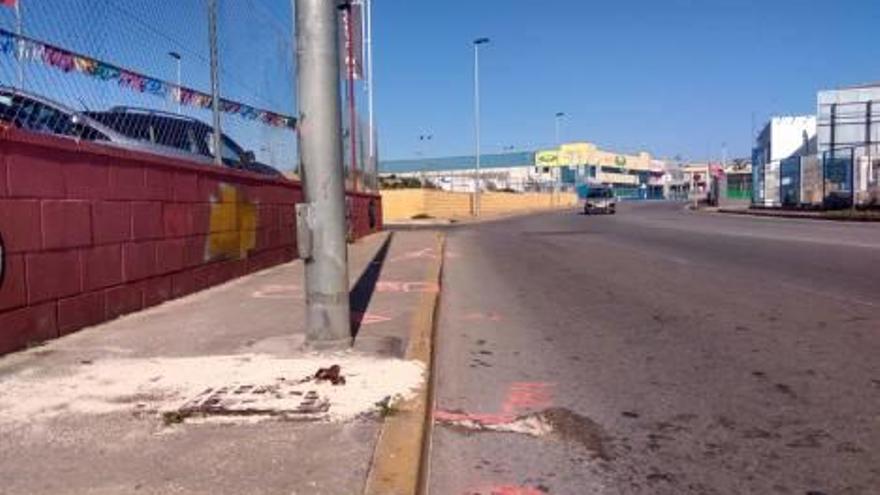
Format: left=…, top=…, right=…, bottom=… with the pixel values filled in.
left=427, top=202, right=880, bottom=495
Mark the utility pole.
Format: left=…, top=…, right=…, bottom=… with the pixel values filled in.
left=207, top=0, right=222, bottom=166
left=473, top=37, right=490, bottom=216
left=295, top=0, right=351, bottom=348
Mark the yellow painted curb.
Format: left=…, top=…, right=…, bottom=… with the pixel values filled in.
left=363, top=232, right=445, bottom=495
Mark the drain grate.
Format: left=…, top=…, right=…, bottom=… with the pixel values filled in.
left=176, top=379, right=330, bottom=420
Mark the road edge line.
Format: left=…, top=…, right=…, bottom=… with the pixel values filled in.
left=363, top=231, right=445, bottom=495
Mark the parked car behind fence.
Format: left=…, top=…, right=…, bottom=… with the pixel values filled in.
left=0, top=87, right=282, bottom=178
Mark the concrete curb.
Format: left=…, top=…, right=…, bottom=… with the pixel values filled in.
left=716, top=208, right=880, bottom=222
left=363, top=232, right=445, bottom=495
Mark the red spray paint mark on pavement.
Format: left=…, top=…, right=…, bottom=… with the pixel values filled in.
left=388, top=248, right=439, bottom=263
left=501, top=382, right=555, bottom=416
left=252, top=284, right=303, bottom=299
left=351, top=311, right=392, bottom=326
left=434, top=382, right=556, bottom=427
left=376, top=281, right=440, bottom=293
left=439, top=384, right=557, bottom=495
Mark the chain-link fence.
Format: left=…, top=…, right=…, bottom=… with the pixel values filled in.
left=0, top=0, right=377, bottom=189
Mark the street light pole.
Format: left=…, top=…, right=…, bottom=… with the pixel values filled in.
left=294, top=0, right=351, bottom=348
left=473, top=37, right=490, bottom=216
left=553, top=111, right=565, bottom=203
left=168, top=51, right=182, bottom=114
left=555, top=111, right=565, bottom=146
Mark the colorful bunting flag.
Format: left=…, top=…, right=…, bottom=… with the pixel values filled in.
left=0, top=28, right=296, bottom=131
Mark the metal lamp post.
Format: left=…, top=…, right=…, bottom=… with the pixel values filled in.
left=555, top=111, right=565, bottom=145
left=473, top=37, right=490, bottom=216
left=168, top=51, right=182, bottom=113
left=294, top=0, right=351, bottom=348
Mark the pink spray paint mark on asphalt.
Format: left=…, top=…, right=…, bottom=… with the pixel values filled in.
left=437, top=383, right=558, bottom=495
left=434, top=382, right=556, bottom=426
left=501, top=382, right=556, bottom=416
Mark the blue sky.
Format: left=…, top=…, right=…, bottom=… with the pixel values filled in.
left=374, top=0, right=880, bottom=161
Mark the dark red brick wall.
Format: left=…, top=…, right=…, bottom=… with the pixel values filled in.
left=0, top=128, right=382, bottom=355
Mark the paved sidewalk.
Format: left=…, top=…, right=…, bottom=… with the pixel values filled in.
left=717, top=206, right=880, bottom=222
left=0, top=230, right=443, bottom=495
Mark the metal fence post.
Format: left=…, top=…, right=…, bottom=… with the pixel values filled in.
left=867, top=101, right=874, bottom=189
left=798, top=156, right=804, bottom=205
left=821, top=151, right=827, bottom=208
left=295, top=0, right=352, bottom=348
left=207, top=0, right=223, bottom=167
left=850, top=147, right=856, bottom=213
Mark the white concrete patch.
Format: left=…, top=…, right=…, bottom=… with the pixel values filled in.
left=441, top=415, right=554, bottom=438
left=0, top=354, right=424, bottom=427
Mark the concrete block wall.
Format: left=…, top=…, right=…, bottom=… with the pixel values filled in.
left=380, top=189, right=576, bottom=221
left=421, top=190, right=474, bottom=218
left=0, top=129, right=381, bottom=355
left=378, top=189, right=436, bottom=221
left=479, top=191, right=576, bottom=215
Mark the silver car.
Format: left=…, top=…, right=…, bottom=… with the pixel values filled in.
left=583, top=186, right=616, bottom=215
left=0, top=87, right=211, bottom=164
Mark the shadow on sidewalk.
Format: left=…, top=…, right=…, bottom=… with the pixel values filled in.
left=350, top=232, right=394, bottom=340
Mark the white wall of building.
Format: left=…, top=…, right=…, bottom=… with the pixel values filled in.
left=768, top=116, right=816, bottom=162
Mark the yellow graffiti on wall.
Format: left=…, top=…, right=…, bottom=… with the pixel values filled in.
left=207, top=183, right=257, bottom=260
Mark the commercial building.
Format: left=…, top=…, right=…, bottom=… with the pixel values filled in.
left=724, top=161, right=753, bottom=201
left=534, top=142, right=665, bottom=199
